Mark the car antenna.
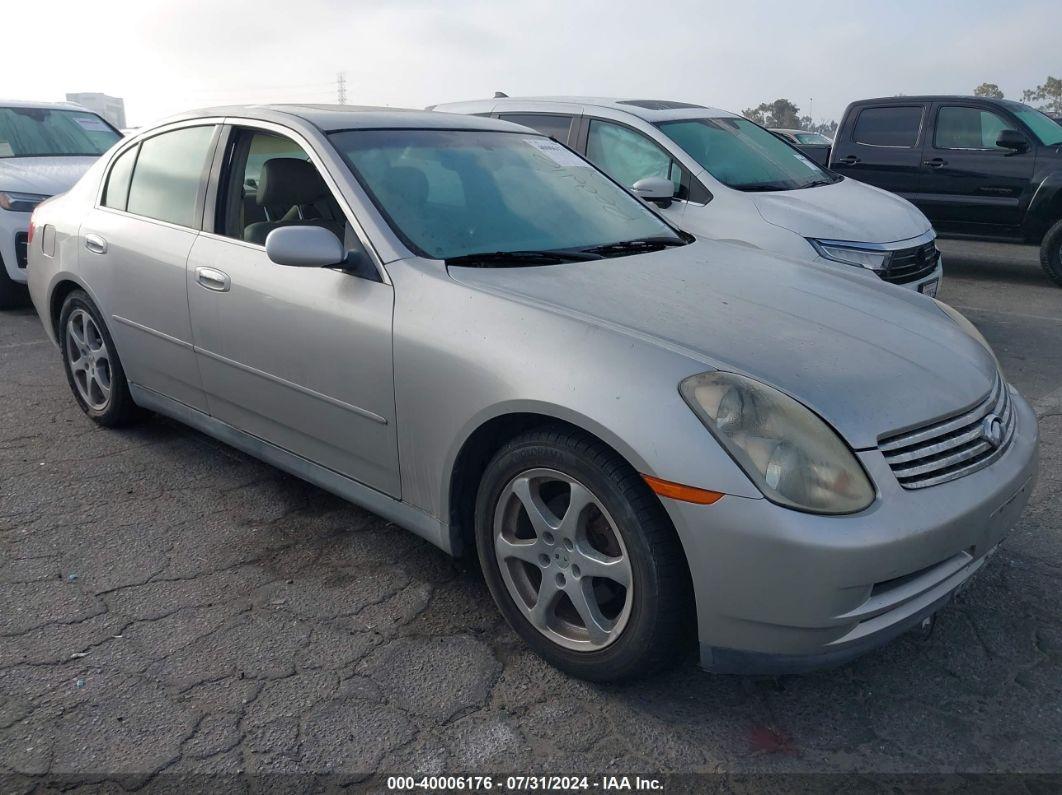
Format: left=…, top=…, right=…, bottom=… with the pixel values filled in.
left=494, top=91, right=509, bottom=98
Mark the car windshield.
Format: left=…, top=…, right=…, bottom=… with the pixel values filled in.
left=329, top=129, right=683, bottom=261
left=794, top=132, right=831, bottom=145
left=657, top=117, right=838, bottom=191
left=0, top=107, right=120, bottom=158
left=1004, top=102, right=1062, bottom=146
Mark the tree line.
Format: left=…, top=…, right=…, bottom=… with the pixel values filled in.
left=742, top=75, right=1061, bottom=138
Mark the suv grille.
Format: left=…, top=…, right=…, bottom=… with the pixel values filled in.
left=879, top=374, right=1014, bottom=489
left=880, top=241, right=939, bottom=285
left=15, top=232, right=28, bottom=269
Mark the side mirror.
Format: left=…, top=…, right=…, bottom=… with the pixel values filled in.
left=264, top=225, right=345, bottom=268
left=996, top=129, right=1029, bottom=153
left=631, top=176, right=676, bottom=206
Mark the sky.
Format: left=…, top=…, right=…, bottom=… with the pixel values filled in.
left=1, top=0, right=1057, bottom=127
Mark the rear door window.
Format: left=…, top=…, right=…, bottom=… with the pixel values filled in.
left=852, top=106, right=924, bottom=147
left=497, top=114, right=574, bottom=144
left=126, top=126, right=216, bottom=228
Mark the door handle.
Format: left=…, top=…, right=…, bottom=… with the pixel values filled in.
left=838, top=155, right=860, bottom=165
left=195, top=267, right=231, bottom=292
left=923, top=158, right=947, bottom=168
left=84, top=234, right=107, bottom=255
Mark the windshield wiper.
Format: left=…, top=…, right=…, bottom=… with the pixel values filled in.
left=444, top=249, right=602, bottom=267
left=580, top=236, right=686, bottom=257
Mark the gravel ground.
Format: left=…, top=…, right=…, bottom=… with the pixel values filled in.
left=1, top=239, right=1060, bottom=788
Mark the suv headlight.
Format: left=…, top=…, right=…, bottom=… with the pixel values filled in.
left=808, top=239, right=888, bottom=271
left=680, top=372, right=875, bottom=514
left=0, top=191, right=50, bottom=213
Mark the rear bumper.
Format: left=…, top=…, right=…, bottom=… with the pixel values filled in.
left=661, top=387, right=1039, bottom=674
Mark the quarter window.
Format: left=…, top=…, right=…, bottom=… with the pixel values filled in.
left=586, top=120, right=686, bottom=199
left=852, top=106, right=924, bottom=147
left=126, top=126, right=216, bottom=227
left=934, top=106, right=1013, bottom=149
left=101, top=145, right=138, bottom=211
left=497, top=114, right=574, bottom=143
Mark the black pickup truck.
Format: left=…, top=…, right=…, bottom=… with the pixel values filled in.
left=829, top=96, right=1062, bottom=285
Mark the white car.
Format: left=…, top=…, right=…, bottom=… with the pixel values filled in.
left=1, top=100, right=121, bottom=307
left=433, top=97, right=944, bottom=296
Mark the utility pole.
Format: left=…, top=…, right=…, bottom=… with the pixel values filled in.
left=337, top=72, right=347, bottom=105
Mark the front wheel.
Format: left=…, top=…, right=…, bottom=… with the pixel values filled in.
left=1040, top=218, right=1062, bottom=287
left=474, top=427, right=692, bottom=681
left=59, top=290, right=141, bottom=426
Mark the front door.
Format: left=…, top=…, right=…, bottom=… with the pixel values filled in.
left=580, top=118, right=689, bottom=228
left=80, top=124, right=219, bottom=412
left=186, top=126, right=400, bottom=496
left=917, top=103, right=1036, bottom=231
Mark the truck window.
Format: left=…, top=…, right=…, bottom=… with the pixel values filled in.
left=934, top=106, right=1011, bottom=150
left=852, top=106, right=924, bottom=147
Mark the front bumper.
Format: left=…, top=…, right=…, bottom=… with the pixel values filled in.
left=662, top=388, right=1039, bottom=674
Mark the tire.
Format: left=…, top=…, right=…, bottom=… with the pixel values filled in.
left=58, top=290, right=141, bottom=427
left=474, top=426, right=692, bottom=681
left=1040, top=218, right=1062, bottom=287
left=0, top=263, right=30, bottom=309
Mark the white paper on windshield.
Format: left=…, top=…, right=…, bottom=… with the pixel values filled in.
left=73, top=116, right=110, bottom=132
left=524, top=138, right=590, bottom=167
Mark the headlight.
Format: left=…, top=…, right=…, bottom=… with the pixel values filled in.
left=0, top=191, right=50, bottom=213
left=679, top=372, right=875, bottom=514
left=808, top=239, right=888, bottom=271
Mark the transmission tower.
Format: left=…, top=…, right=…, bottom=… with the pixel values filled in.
left=337, top=72, right=347, bottom=105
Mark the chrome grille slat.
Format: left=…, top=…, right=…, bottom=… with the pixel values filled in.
left=879, top=374, right=1015, bottom=489
left=879, top=377, right=1002, bottom=453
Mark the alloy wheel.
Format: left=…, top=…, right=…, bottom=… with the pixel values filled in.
left=493, top=468, right=633, bottom=651
left=65, top=309, right=112, bottom=411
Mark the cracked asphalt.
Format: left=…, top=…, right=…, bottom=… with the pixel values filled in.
left=1, top=239, right=1060, bottom=787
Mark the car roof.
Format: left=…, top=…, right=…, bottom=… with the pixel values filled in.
left=848, top=95, right=1017, bottom=105
left=433, top=96, right=738, bottom=122
left=159, top=103, right=529, bottom=133
left=0, top=98, right=99, bottom=113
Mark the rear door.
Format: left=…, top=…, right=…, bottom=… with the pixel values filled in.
left=80, top=122, right=219, bottom=412
left=831, top=103, right=929, bottom=202
left=917, top=102, right=1035, bottom=231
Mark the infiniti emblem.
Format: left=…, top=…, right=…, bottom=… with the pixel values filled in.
left=981, top=414, right=1004, bottom=448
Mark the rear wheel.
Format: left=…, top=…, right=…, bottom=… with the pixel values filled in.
left=59, top=290, right=140, bottom=426
left=1040, top=218, right=1062, bottom=287
left=474, top=427, right=692, bottom=681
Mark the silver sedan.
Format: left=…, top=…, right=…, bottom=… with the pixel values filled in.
left=26, top=105, right=1039, bottom=681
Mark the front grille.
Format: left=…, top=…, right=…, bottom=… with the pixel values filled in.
left=15, top=232, right=28, bottom=269
left=880, top=241, right=939, bottom=285
left=879, top=374, right=1014, bottom=489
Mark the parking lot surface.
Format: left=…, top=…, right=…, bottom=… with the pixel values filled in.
left=1, top=239, right=1060, bottom=785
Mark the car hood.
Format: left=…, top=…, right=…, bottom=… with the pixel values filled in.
left=753, top=177, right=930, bottom=243
left=0, top=156, right=99, bottom=196
left=448, top=241, right=996, bottom=450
